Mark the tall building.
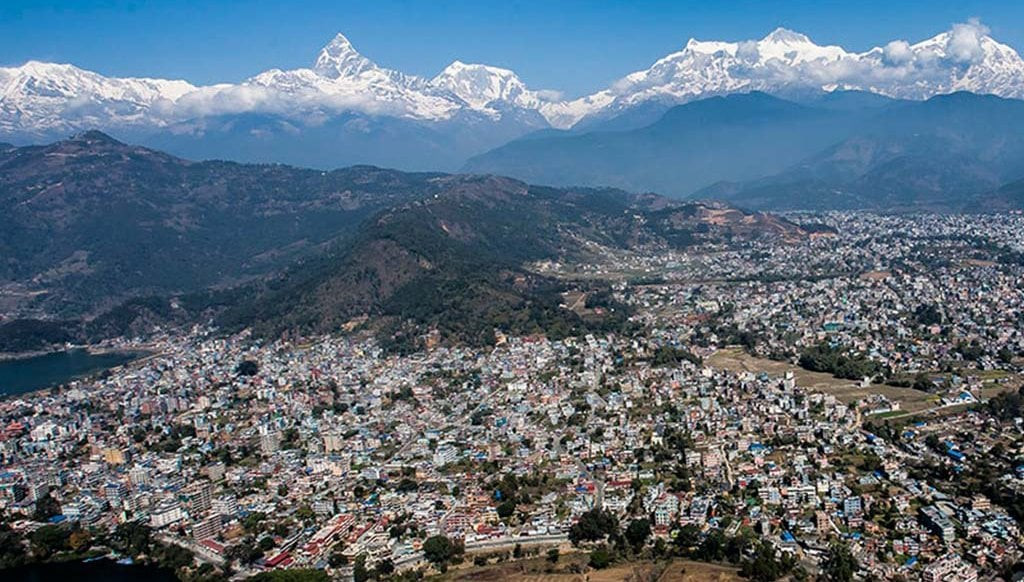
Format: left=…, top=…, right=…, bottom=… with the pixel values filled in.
left=259, top=428, right=281, bottom=455
left=150, top=499, right=185, bottom=528
left=920, top=506, right=956, bottom=543
left=193, top=514, right=222, bottom=541
left=185, top=482, right=213, bottom=515
left=923, top=554, right=978, bottom=582
left=212, top=494, right=239, bottom=518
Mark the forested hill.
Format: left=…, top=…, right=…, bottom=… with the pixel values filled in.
left=217, top=176, right=814, bottom=351
left=0, top=133, right=815, bottom=353
left=0, top=131, right=444, bottom=318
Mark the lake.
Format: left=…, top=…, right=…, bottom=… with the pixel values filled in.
left=0, top=349, right=143, bottom=396
left=1, top=560, right=177, bottom=582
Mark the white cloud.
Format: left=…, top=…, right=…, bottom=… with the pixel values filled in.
left=154, top=82, right=411, bottom=122
left=883, top=40, right=914, bottom=66
left=946, top=18, right=990, bottom=64
left=534, top=89, right=564, bottom=102
left=736, top=41, right=761, bottom=63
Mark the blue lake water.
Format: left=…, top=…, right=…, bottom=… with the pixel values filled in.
left=0, top=349, right=142, bottom=396
left=1, top=560, right=177, bottom=582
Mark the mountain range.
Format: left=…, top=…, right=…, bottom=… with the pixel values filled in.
left=467, top=90, right=1024, bottom=210
left=3, top=21, right=1024, bottom=170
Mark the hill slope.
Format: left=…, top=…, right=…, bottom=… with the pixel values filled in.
left=463, top=92, right=875, bottom=197
left=0, top=131, right=444, bottom=317
left=698, top=93, right=1024, bottom=210
left=218, top=177, right=812, bottom=350
left=0, top=134, right=814, bottom=352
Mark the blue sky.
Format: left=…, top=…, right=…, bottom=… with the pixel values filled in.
left=3, top=0, right=1024, bottom=98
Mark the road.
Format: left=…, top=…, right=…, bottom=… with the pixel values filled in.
left=391, top=534, right=569, bottom=572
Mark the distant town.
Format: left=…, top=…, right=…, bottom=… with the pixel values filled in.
left=0, top=212, right=1021, bottom=582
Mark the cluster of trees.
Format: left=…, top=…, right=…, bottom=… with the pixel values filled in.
left=913, top=304, right=943, bottom=327
left=566, top=509, right=656, bottom=570
left=986, top=386, right=1024, bottom=421
left=673, top=526, right=801, bottom=581
left=0, top=519, right=27, bottom=569
left=235, top=359, right=260, bottom=376
left=421, top=534, right=464, bottom=573
left=0, top=318, right=76, bottom=352
left=564, top=513, right=823, bottom=582
left=0, top=520, right=212, bottom=579
left=799, top=343, right=881, bottom=380
left=649, top=345, right=703, bottom=368
left=378, top=273, right=633, bottom=354
left=568, top=508, right=620, bottom=545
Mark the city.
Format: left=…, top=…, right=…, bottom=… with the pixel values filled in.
left=1, top=212, right=1021, bottom=581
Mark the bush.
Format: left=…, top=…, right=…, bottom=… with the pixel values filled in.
left=588, top=545, right=613, bottom=569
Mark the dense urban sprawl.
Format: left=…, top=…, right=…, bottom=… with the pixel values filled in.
left=1, top=212, right=1023, bottom=582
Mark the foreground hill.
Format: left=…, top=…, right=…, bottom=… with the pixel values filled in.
left=218, top=176, right=812, bottom=351
left=0, top=134, right=814, bottom=351
left=0, top=131, right=444, bottom=318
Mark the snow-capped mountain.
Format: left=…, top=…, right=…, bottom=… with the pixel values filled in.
left=549, top=21, right=1024, bottom=127
left=2, top=21, right=1024, bottom=167
left=0, top=61, right=196, bottom=135
left=0, top=32, right=553, bottom=137
left=430, top=61, right=546, bottom=114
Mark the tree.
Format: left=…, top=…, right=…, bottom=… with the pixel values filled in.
left=740, top=542, right=793, bottom=582
left=569, top=508, right=620, bottom=545
left=624, top=518, right=651, bottom=551
left=374, top=558, right=395, bottom=577
left=112, top=521, right=152, bottom=556
left=589, top=545, right=613, bottom=569
left=546, top=547, right=560, bottom=563
left=258, top=536, right=275, bottom=552
left=353, top=554, right=370, bottom=582
left=912, top=373, right=933, bottom=392
left=695, top=530, right=726, bottom=562
left=820, top=542, right=857, bottom=582
left=0, top=526, right=27, bottom=569
left=29, top=524, right=69, bottom=558
left=497, top=499, right=517, bottom=519
left=226, top=540, right=262, bottom=565
left=673, top=524, right=700, bottom=556
left=68, top=530, right=92, bottom=553
left=235, top=360, right=259, bottom=376
left=423, top=534, right=461, bottom=566
left=32, top=493, right=62, bottom=522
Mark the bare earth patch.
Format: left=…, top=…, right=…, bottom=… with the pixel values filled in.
left=707, top=347, right=937, bottom=413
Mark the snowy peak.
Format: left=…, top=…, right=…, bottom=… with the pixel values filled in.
left=312, top=33, right=377, bottom=78
left=2, top=21, right=1024, bottom=138
left=548, top=20, right=1024, bottom=128
left=430, top=60, right=540, bottom=110
left=761, top=27, right=813, bottom=45
left=755, top=28, right=848, bottom=63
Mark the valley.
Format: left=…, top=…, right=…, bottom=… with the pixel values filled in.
left=3, top=10, right=1024, bottom=582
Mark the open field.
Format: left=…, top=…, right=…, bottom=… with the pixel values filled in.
left=657, top=561, right=744, bottom=582
left=432, top=558, right=742, bottom=582
left=707, top=347, right=939, bottom=413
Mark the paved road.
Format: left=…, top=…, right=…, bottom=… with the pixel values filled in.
left=392, top=534, right=569, bottom=572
